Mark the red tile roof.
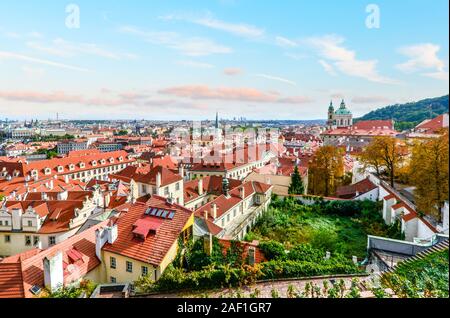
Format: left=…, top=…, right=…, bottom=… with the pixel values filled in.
left=0, top=263, right=25, bottom=298
left=110, top=165, right=182, bottom=187
left=3, top=200, right=86, bottom=234
left=0, top=220, right=108, bottom=298
left=353, top=120, right=394, bottom=130
left=184, top=176, right=242, bottom=204
left=336, top=178, right=377, bottom=199
left=0, top=150, right=135, bottom=180
left=415, top=113, right=449, bottom=134
left=102, top=196, right=194, bottom=266
left=195, top=181, right=272, bottom=221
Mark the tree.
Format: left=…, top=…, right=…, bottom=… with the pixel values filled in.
left=359, top=136, right=407, bottom=187
left=409, top=131, right=449, bottom=219
left=308, top=146, right=344, bottom=197
left=116, top=130, right=128, bottom=136
left=288, top=166, right=305, bottom=195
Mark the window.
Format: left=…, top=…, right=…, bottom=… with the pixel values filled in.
left=175, top=182, right=180, bottom=191
left=4, top=220, right=8, bottom=226
left=27, top=220, right=33, bottom=227
left=110, top=276, right=117, bottom=283
left=0, top=220, right=2, bottom=226
left=141, top=266, right=148, bottom=276
left=164, top=187, right=169, bottom=196
left=25, top=236, right=32, bottom=246
left=110, top=257, right=116, bottom=269
left=4, top=235, right=11, bottom=243
left=33, top=236, right=40, bottom=246
left=227, top=214, right=230, bottom=222
left=221, top=219, right=225, bottom=227
left=48, top=236, right=56, bottom=246
left=126, top=261, right=133, bottom=273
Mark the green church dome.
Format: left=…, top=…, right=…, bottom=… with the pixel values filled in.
left=335, top=108, right=352, bottom=115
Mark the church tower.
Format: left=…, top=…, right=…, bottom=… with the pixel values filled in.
left=327, top=101, right=335, bottom=128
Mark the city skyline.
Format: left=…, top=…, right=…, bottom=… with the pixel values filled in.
left=0, top=0, right=449, bottom=120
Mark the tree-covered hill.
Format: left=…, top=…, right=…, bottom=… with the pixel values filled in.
left=356, top=95, right=449, bottom=131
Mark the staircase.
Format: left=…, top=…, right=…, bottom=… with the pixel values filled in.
left=382, top=239, right=449, bottom=275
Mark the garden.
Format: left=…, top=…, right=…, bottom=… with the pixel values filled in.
left=244, top=196, right=403, bottom=258
left=134, top=197, right=404, bottom=295
left=381, top=248, right=449, bottom=298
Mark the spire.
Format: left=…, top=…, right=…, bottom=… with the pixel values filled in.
left=215, top=112, right=219, bottom=129
left=328, top=100, right=334, bottom=110
left=340, top=99, right=346, bottom=109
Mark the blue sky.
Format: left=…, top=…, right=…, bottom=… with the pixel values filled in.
left=0, top=0, right=448, bottom=120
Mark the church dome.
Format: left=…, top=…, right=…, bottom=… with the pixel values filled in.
left=335, top=108, right=352, bottom=115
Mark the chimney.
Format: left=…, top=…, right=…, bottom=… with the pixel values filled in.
left=64, top=174, right=70, bottom=183
left=49, top=179, right=54, bottom=190
left=198, top=178, right=203, bottom=196
left=211, top=203, right=217, bottom=219
left=43, top=251, right=64, bottom=292
left=240, top=186, right=245, bottom=200
left=11, top=208, right=22, bottom=230
left=178, top=165, right=184, bottom=179
left=95, top=224, right=117, bottom=262
left=203, top=234, right=213, bottom=256
left=156, top=172, right=162, bottom=190
left=204, top=210, right=209, bottom=220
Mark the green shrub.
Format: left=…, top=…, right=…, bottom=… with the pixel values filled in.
left=258, top=241, right=286, bottom=260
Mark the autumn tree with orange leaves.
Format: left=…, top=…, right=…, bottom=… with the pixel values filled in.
left=359, top=136, right=407, bottom=187
left=308, top=146, right=344, bottom=197
left=409, top=131, right=449, bottom=219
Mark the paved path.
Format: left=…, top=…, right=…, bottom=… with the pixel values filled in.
left=138, top=274, right=378, bottom=298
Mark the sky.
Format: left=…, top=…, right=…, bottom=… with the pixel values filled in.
left=0, top=0, right=448, bottom=121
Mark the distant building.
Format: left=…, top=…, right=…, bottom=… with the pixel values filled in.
left=327, top=100, right=353, bottom=129
left=57, top=139, right=88, bottom=155
left=0, top=149, right=136, bottom=183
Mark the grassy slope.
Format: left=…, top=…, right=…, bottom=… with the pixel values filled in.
left=245, top=203, right=382, bottom=258
left=382, top=248, right=449, bottom=298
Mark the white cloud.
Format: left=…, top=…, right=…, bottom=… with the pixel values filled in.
left=423, top=70, right=449, bottom=81
left=284, top=52, right=307, bottom=60
left=119, top=25, right=232, bottom=56
left=176, top=60, right=215, bottom=68
left=21, top=65, right=45, bottom=78
left=0, top=51, right=89, bottom=72
left=161, top=13, right=264, bottom=39
left=27, top=38, right=137, bottom=60
left=396, top=43, right=448, bottom=81
left=318, top=60, right=337, bottom=76
left=306, top=35, right=399, bottom=84
left=275, top=36, right=298, bottom=48
left=254, top=73, right=297, bottom=86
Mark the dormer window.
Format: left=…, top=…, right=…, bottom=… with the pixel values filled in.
left=69, top=164, right=75, bottom=171
left=100, top=159, right=106, bottom=165
left=44, top=168, right=51, bottom=175
left=79, top=162, right=85, bottom=169
left=31, top=170, right=38, bottom=176
left=57, top=166, right=64, bottom=173
left=92, top=160, right=97, bottom=166
left=118, top=156, right=123, bottom=162
left=109, top=157, right=115, bottom=163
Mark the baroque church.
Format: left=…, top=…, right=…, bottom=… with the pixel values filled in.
left=326, top=100, right=353, bottom=129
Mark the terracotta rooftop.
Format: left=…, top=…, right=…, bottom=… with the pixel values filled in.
left=102, top=196, right=194, bottom=266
